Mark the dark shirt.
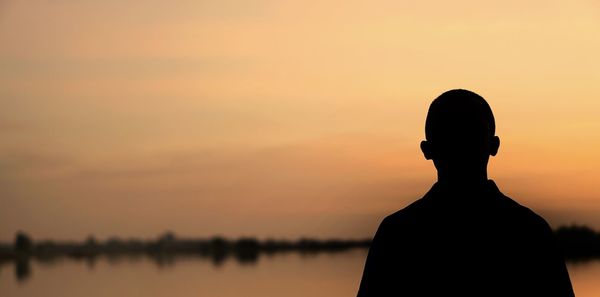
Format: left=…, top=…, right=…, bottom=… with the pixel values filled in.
left=357, top=180, right=574, bottom=297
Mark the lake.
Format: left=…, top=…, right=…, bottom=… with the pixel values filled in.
left=1, top=250, right=598, bottom=296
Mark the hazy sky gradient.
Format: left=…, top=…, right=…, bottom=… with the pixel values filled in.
left=1, top=0, right=599, bottom=241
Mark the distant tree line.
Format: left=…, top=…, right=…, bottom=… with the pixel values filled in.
left=1, top=225, right=599, bottom=267
left=0, top=231, right=371, bottom=269
left=555, top=225, right=600, bottom=260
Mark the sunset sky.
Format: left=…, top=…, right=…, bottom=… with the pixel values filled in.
left=1, top=0, right=599, bottom=241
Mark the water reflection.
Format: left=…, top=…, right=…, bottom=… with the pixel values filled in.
left=1, top=251, right=600, bottom=297
left=15, top=257, right=31, bottom=283
left=4, top=248, right=600, bottom=286
left=0, top=246, right=370, bottom=282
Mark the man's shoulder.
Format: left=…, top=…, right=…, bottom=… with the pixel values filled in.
left=379, top=185, right=552, bottom=231
left=379, top=196, right=431, bottom=227
left=494, top=191, right=549, bottom=222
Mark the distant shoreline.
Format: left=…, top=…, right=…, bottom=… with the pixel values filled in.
left=1, top=232, right=370, bottom=267
left=1, top=224, right=599, bottom=265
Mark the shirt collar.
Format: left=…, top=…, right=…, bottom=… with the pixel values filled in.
left=425, top=179, right=501, bottom=201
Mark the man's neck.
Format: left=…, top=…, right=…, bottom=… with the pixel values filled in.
left=436, top=172, right=489, bottom=191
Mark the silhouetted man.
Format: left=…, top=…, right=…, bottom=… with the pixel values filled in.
left=357, top=90, right=574, bottom=296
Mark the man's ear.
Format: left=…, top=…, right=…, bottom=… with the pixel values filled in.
left=420, top=140, right=434, bottom=160
left=490, top=136, right=500, bottom=156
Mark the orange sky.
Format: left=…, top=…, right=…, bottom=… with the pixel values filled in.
left=1, top=0, right=599, bottom=241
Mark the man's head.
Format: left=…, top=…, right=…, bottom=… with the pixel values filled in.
left=420, top=89, right=500, bottom=180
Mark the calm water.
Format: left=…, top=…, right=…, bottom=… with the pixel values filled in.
left=1, top=250, right=598, bottom=297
